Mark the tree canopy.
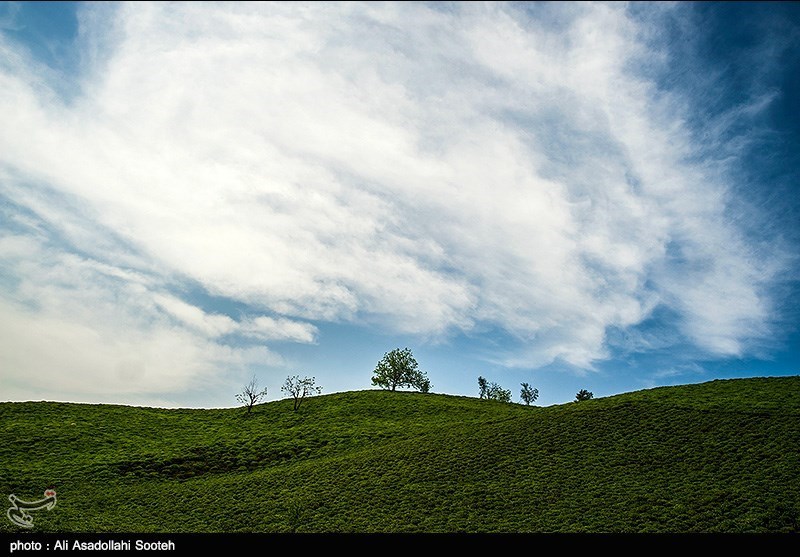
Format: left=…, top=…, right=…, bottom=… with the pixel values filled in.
left=575, top=389, right=594, bottom=402
left=486, top=382, right=512, bottom=403
left=371, top=348, right=431, bottom=392
left=478, top=376, right=489, bottom=399
left=520, top=382, right=539, bottom=405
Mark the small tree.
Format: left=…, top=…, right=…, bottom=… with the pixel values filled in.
left=478, top=376, right=489, bottom=399
left=281, top=375, right=322, bottom=411
left=520, top=382, right=539, bottom=406
left=418, top=376, right=432, bottom=394
left=371, top=348, right=431, bottom=392
left=235, top=375, right=268, bottom=415
left=575, top=389, right=594, bottom=402
left=486, top=382, right=512, bottom=403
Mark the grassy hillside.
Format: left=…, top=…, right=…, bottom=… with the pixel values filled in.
left=1, top=376, right=798, bottom=532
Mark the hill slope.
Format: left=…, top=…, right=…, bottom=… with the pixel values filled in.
left=1, top=376, right=799, bottom=532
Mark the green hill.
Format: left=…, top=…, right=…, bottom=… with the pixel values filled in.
left=1, top=376, right=799, bottom=532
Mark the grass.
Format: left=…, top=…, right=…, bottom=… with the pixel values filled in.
left=1, top=376, right=798, bottom=532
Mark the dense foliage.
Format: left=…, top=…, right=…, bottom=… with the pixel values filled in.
left=1, top=377, right=798, bottom=532
left=575, top=389, right=594, bottom=402
left=371, top=348, right=430, bottom=392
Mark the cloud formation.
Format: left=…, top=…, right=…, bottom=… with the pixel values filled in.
left=0, top=2, right=785, bottom=402
left=0, top=226, right=287, bottom=402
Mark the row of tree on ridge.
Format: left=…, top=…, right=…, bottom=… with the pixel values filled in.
left=370, top=347, right=593, bottom=405
left=236, top=347, right=593, bottom=413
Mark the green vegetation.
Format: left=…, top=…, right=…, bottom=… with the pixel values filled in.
left=478, top=376, right=489, bottom=399
left=1, top=376, right=799, bottom=532
left=371, top=347, right=430, bottom=392
left=520, top=382, right=539, bottom=405
left=486, top=382, right=512, bottom=403
left=575, top=389, right=594, bottom=402
left=478, top=376, right=512, bottom=402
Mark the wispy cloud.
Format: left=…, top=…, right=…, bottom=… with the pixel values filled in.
left=0, top=2, right=788, bottom=402
left=0, top=2, right=21, bottom=32
left=652, top=362, right=706, bottom=380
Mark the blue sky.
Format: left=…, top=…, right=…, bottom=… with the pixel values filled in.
left=0, top=2, right=798, bottom=408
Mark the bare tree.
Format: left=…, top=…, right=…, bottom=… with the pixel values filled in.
left=281, top=375, right=323, bottom=411
left=235, top=375, right=268, bottom=415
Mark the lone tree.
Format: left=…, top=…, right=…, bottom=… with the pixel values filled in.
left=575, top=389, right=594, bottom=402
left=281, top=375, right=322, bottom=411
left=520, top=382, right=539, bottom=405
left=235, top=375, right=268, bottom=415
left=478, top=376, right=489, bottom=399
left=371, top=347, right=431, bottom=392
left=486, top=382, right=512, bottom=403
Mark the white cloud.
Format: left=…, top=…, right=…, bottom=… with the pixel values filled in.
left=152, top=293, right=237, bottom=338
left=0, top=232, right=291, bottom=403
left=150, top=294, right=318, bottom=343
left=239, top=316, right=317, bottom=344
left=0, top=2, right=784, bottom=401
